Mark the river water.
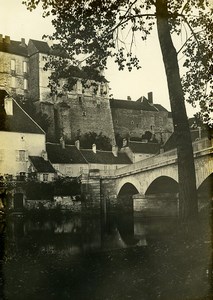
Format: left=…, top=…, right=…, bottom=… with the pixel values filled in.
left=0, top=211, right=212, bottom=300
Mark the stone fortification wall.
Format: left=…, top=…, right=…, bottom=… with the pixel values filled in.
left=67, top=93, right=115, bottom=143
left=111, top=107, right=173, bottom=143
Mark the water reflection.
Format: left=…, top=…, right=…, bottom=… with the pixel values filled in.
left=5, top=213, right=148, bottom=258
left=0, top=209, right=211, bottom=300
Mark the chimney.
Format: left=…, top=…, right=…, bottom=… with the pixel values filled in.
left=0, top=34, right=3, bottom=43
left=60, top=136, right=65, bottom=149
left=112, top=144, right=118, bottom=157
left=4, top=35, right=10, bottom=44
left=147, top=92, right=153, bottom=104
left=92, top=143, right=96, bottom=154
left=41, top=150, right=48, bottom=161
left=75, top=140, right=80, bottom=150
left=20, top=38, right=25, bottom=47
left=127, top=96, right=131, bottom=101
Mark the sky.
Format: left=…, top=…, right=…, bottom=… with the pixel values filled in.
left=0, top=0, right=207, bottom=117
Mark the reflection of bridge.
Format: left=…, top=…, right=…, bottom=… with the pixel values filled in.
left=100, top=138, right=213, bottom=209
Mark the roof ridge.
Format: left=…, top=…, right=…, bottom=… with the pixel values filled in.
left=13, top=98, right=45, bottom=134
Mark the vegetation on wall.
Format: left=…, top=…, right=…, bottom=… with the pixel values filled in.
left=78, top=131, right=112, bottom=151
left=25, top=177, right=81, bottom=200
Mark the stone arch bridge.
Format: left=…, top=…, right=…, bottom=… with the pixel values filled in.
left=100, top=138, right=212, bottom=213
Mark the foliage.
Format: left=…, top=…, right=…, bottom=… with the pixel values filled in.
left=22, top=0, right=213, bottom=220
left=79, top=131, right=112, bottom=150
left=23, top=0, right=213, bottom=122
left=54, top=177, right=81, bottom=196
left=25, top=177, right=80, bottom=199
left=25, top=181, right=54, bottom=200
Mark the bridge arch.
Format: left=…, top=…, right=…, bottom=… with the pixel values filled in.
left=117, top=178, right=141, bottom=197
left=145, top=176, right=179, bottom=195
left=117, top=182, right=140, bottom=213
left=118, top=182, right=139, bottom=197
left=197, top=173, right=213, bottom=197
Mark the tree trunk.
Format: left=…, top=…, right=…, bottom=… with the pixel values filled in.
left=156, top=0, right=198, bottom=221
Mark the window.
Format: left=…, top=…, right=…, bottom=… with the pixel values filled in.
left=24, top=79, right=28, bottom=90
left=16, top=150, right=26, bottom=162
left=11, top=76, right=16, bottom=88
left=82, top=111, right=86, bottom=116
left=10, top=59, right=15, bottom=71
left=131, top=120, right=134, bottom=125
left=43, top=174, right=49, bottom=182
left=23, top=61, right=28, bottom=73
left=115, top=120, right=118, bottom=124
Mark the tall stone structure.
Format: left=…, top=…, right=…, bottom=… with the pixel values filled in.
left=27, top=38, right=115, bottom=144
left=110, top=93, right=173, bottom=144
left=0, top=34, right=173, bottom=146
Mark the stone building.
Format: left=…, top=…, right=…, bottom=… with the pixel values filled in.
left=0, top=35, right=28, bottom=98
left=0, top=34, right=173, bottom=148
left=46, top=140, right=132, bottom=177
left=0, top=90, right=55, bottom=180
left=27, top=39, right=115, bottom=144
left=110, top=93, right=173, bottom=144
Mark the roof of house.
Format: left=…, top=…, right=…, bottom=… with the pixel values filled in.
left=128, top=141, right=160, bottom=154
left=29, top=156, right=56, bottom=173
left=154, top=104, right=169, bottom=112
left=29, top=39, right=50, bottom=54
left=29, top=39, right=68, bottom=57
left=0, top=39, right=28, bottom=56
left=110, top=98, right=158, bottom=112
left=46, top=143, right=87, bottom=164
left=0, top=92, right=44, bottom=134
left=80, top=149, right=132, bottom=164
left=163, top=129, right=206, bottom=152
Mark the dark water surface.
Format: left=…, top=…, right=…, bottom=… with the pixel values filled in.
left=0, top=212, right=212, bottom=300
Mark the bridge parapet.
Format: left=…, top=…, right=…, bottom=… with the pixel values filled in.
left=114, top=137, right=212, bottom=177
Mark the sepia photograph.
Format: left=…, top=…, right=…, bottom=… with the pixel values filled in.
left=0, top=0, right=212, bottom=299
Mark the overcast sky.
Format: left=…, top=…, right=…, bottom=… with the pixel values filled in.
left=1, top=0, right=208, bottom=117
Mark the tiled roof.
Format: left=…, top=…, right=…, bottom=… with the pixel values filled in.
left=163, top=130, right=205, bottom=151
left=128, top=141, right=160, bottom=154
left=80, top=149, right=132, bottom=164
left=0, top=91, right=44, bottom=134
left=29, top=156, right=56, bottom=173
left=110, top=99, right=158, bottom=112
left=46, top=143, right=87, bottom=164
left=29, top=39, right=50, bottom=54
left=29, top=40, right=68, bottom=57
left=0, top=39, right=28, bottom=56
left=154, top=104, right=169, bottom=112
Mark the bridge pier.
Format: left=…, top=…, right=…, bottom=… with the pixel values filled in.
left=133, top=193, right=179, bottom=217
left=81, top=169, right=101, bottom=212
